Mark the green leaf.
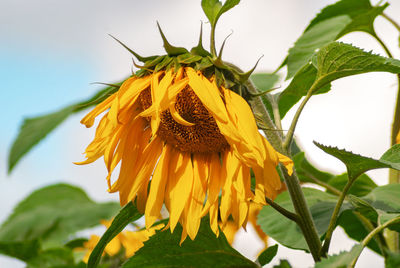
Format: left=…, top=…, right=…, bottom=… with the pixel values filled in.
left=0, top=184, right=120, bottom=248
left=278, top=64, right=330, bottom=118
left=88, top=202, right=142, bottom=268
left=306, top=0, right=388, bottom=35
left=337, top=210, right=381, bottom=254
left=8, top=82, right=121, bottom=173
left=362, top=184, right=400, bottom=213
left=312, top=42, right=400, bottom=92
left=273, top=260, right=292, bottom=268
left=379, top=212, right=400, bottom=232
left=310, top=201, right=352, bottom=236
left=201, top=0, right=240, bottom=26
left=293, top=151, right=335, bottom=184
left=315, top=244, right=363, bottom=268
left=287, top=15, right=351, bottom=79
left=26, top=247, right=76, bottom=268
left=385, top=251, right=400, bottom=268
left=314, top=142, right=400, bottom=180
left=0, top=239, right=40, bottom=261
left=258, top=188, right=337, bottom=251
left=328, top=173, right=377, bottom=197
left=257, top=244, right=278, bottom=266
left=122, top=218, right=257, bottom=268
left=347, top=195, right=378, bottom=222
left=286, top=0, right=388, bottom=78
left=250, top=73, right=280, bottom=92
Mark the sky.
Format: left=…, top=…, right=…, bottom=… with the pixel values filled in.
left=1, top=0, right=400, bottom=267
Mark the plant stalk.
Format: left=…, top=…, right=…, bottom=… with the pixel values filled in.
left=320, top=179, right=354, bottom=256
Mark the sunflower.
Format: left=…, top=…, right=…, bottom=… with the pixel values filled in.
left=77, top=65, right=292, bottom=242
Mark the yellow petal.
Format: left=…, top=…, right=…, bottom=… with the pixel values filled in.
left=145, top=145, right=171, bottom=229
left=186, top=67, right=229, bottom=124
left=169, top=103, right=195, bottom=126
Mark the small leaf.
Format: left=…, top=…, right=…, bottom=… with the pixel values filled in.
left=8, top=83, right=121, bottom=173
left=250, top=73, right=280, bottom=92
left=201, top=0, right=240, bottom=27
left=88, top=202, right=142, bottom=268
left=122, top=217, right=257, bottom=268
left=278, top=64, right=330, bottom=118
left=258, top=188, right=337, bottom=251
left=0, top=184, right=120, bottom=248
left=0, top=239, right=40, bottom=261
left=315, top=244, right=363, bottom=268
left=314, top=142, right=400, bottom=180
left=257, top=244, right=278, bottom=266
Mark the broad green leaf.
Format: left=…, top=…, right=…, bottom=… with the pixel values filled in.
left=88, top=202, right=142, bottom=268
left=122, top=218, right=257, bottom=268
left=287, top=15, right=351, bottom=79
left=312, top=42, right=400, bottom=92
left=201, top=0, right=240, bottom=27
left=257, top=244, right=278, bottom=266
left=8, top=83, right=121, bottom=173
left=363, top=184, right=400, bottom=213
left=26, top=247, right=80, bottom=268
left=286, top=0, right=388, bottom=78
left=0, top=184, right=120, bottom=248
left=278, top=64, right=330, bottom=118
left=293, top=151, right=334, bottom=184
left=337, top=210, right=381, bottom=254
left=250, top=73, right=280, bottom=92
left=306, top=0, right=388, bottom=35
left=328, top=173, right=377, bottom=196
left=309, top=201, right=352, bottom=236
left=379, top=212, right=400, bottom=232
left=0, top=239, right=40, bottom=261
left=314, top=244, right=363, bottom=268
left=258, top=188, right=337, bottom=251
left=314, top=142, right=400, bottom=180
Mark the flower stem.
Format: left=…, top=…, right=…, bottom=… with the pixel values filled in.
left=210, top=24, right=217, bottom=57
left=282, top=89, right=314, bottom=152
left=350, top=216, right=400, bottom=268
left=320, top=179, right=354, bottom=256
left=265, top=196, right=299, bottom=222
left=382, top=13, right=400, bottom=33
left=239, top=67, right=322, bottom=261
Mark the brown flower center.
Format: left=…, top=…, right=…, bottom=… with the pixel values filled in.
left=139, top=86, right=229, bottom=153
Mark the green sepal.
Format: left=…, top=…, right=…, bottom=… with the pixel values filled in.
left=195, top=57, right=214, bottom=70
left=232, top=56, right=263, bottom=84
left=154, top=56, right=173, bottom=72
left=190, top=23, right=212, bottom=57
left=177, top=53, right=203, bottom=64
left=109, top=34, right=157, bottom=63
left=157, top=22, right=188, bottom=56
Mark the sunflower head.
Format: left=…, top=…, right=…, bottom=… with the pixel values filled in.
left=76, top=24, right=293, bottom=242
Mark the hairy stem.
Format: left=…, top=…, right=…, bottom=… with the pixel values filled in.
left=320, top=179, right=354, bottom=256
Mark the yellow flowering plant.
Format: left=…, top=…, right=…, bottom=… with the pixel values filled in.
left=4, top=0, right=400, bottom=267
